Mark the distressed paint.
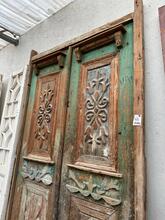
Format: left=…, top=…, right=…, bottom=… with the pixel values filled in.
left=58, top=21, right=134, bottom=220
left=8, top=15, right=141, bottom=219
left=9, top=48, right=73, bottom=220
left=117, top=22, right=134, bottom=219
left=66, top=169, right=122, bottom=206
left=21, top=160, right=55, bottom=185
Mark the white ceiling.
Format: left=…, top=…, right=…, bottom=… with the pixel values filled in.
left=0, top=0, right=74, bottom=49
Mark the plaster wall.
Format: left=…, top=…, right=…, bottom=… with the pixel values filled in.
left=0, top=0, right=164, bottom=219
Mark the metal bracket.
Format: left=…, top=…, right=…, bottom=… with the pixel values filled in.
left=0, top=26, right=19, bottom=46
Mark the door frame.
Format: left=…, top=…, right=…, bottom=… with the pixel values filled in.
left=7, top=1, right=145, bottom=219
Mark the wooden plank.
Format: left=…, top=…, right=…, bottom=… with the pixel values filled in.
left=67, top=163, right=123, bottom=178
left=32, top=13, right=133, bottom=63
left=159, top=5, right=165, bottom=71
left=133, top=0, right=146, bottom=220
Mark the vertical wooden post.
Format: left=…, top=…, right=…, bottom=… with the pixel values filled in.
left=134, top=0, right=146, bottom=220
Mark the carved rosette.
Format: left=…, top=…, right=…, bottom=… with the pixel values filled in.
left=21, top=160, right=54, bottom=186
left=66, top=169, right=122, bottom=206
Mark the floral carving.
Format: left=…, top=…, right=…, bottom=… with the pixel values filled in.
left=22, top=160, right=54, bottom=186
left=66, top=170, right=121, bottom=206
left=35, top=83, right=54, bottom=151
left=83, top=66, right=110, bottom=157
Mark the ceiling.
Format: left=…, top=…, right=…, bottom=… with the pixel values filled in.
left=0, top=0, right=74, bottom=50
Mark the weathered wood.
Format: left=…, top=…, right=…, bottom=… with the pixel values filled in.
left=58, top=20, right=135, bottom=219
left=7, top=10, right=145, bottom=220
left=32, top=13, right=133, bottom=63
left=9, top=48, right=72, bottom=220
left=159, top=5, right=165, bottom=71
left=67, top=163, right=123, bottom=177
left=133, top=0, right=146, bottom=219
left=27, top=72, right=60, bottom=161
left=75, top=54, right=119, bottom=172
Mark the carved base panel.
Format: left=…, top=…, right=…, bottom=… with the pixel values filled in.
left=69, top=196, right=118, bottom=220
left=66, top=168, right=122, bottom=207
left=19, top=182, right=49, bottom=220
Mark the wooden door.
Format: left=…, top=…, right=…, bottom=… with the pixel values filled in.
left=58, top=22, right=134, bottom=220
left=9, top=49, right=72, bottom=220
left=8, top=2, right=145, bottom=219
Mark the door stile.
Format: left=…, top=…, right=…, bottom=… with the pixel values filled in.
left=53, top=46, right=73, bottom=219
left=133, top=0, right=145, bottom=219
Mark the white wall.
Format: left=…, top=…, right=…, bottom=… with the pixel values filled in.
left=0, top=0, right=164, bottom=219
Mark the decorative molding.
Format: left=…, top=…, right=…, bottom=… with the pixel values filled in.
left=74, top=47, right=82, bottom=62
left=66, top=170, right=121, bottom=206
left=76, top=55, right=119, bottom=169
left=57, top=53, right=66, bottom=68
left=32, top=51, right=66, bottom=75
left=73, top=25, right=126, bottom=63
left=27, top=73, right=59, bottom=160
left=21, top=160, right=54, bottom=186
left=32, top=14, right=133, bottom=63
left=114, top=31, right=123, bottom=48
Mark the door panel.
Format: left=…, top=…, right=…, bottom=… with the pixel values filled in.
left=9, top=49, right=72, bottom=220
left=58, top=22, right=134, bottom=220
left=8, top=17, right=141, bottom=220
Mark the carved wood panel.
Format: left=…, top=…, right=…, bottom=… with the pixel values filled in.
left=9, top=48, right=72, bottom=220
left=21, top=160, right=54, bottom=186
left=69, top=196, right=118, bottom=220
left=66, top=169, right=122, bottom=207
left=27, top=72, right=60, bottom=161
left=19, top=182, right=49, bottom=220
left=76, top=54, right=119, bottom=171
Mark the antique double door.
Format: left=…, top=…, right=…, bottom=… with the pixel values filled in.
left=8, top=7, right=145, bottom=220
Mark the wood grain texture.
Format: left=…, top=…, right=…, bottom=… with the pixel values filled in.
left=76, top=54, right=119, bottom=171
left=58, top=20, right=134, bottom=220
left=159, top=5, right=165, bottom=71
left=27, top=72, right=60, bottom=161
left=31, top=13, right=133, bottom=63
left=133, top=0, right=146, bottom=219
left=7, top=10, right=145, bottom=219
left=8, top=48, right=72, bottom=220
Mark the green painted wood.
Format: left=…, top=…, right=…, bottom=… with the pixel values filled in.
left=59, top=22, right=134, bottom=220
left=117, top=22, right=134, bottom=219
